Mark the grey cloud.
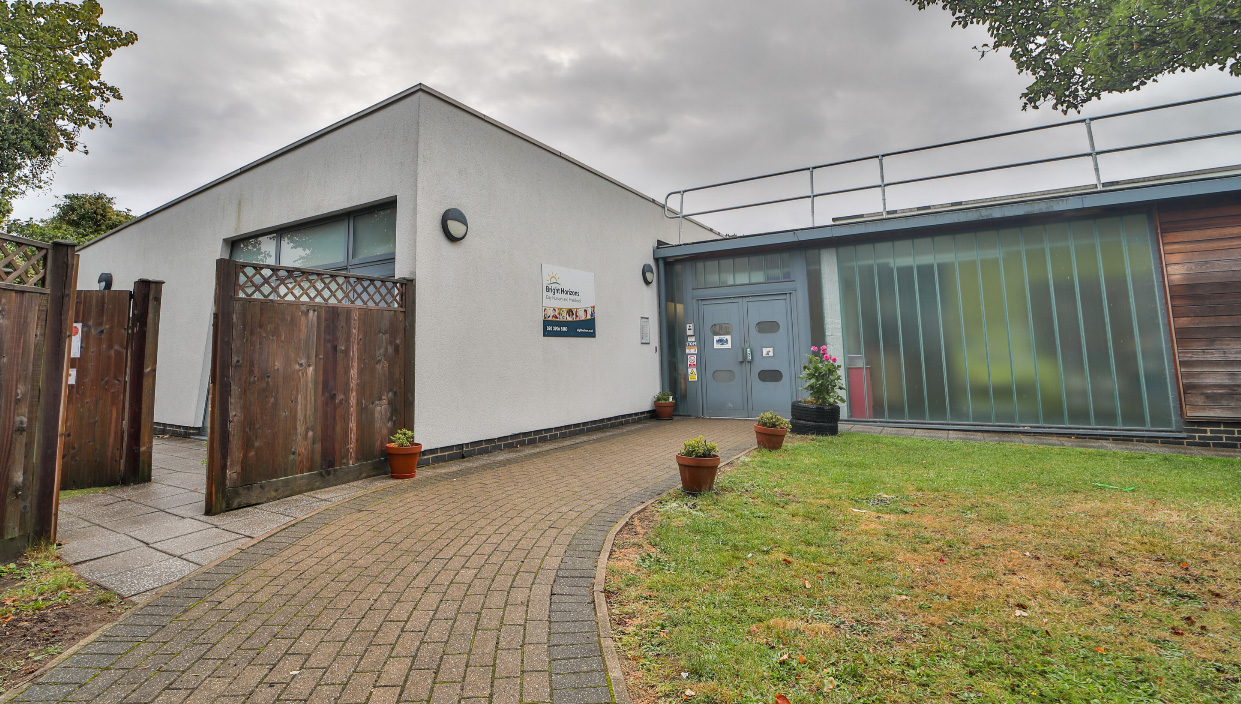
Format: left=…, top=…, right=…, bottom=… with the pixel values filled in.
left=12, top=0, right=1240, bottom=235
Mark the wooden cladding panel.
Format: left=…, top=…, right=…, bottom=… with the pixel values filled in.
left=61, top=291, right=131, bottom=489
left=0, top=288, right=48, bottom=541
left=208, top=259, right=407, bottom=514
left=1159, top=202, right=1241, bottom=420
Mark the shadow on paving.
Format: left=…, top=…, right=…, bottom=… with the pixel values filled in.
left=15, top=418, right=755, bottom=704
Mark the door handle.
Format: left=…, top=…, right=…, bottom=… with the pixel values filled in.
left=746, top=347, right=752, bottom=362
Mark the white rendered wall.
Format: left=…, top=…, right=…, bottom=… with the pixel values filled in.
left=76, top=94, right=421, bottom=428
left=410, top=95, right=718, bottom=448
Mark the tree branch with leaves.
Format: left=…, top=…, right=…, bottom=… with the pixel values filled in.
left=0, top=0, right=136, bottom=218
left=907, top=0, right=1241, bottom=112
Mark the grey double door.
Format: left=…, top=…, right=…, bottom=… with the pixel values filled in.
left=699, top=295, right=796, bottom=418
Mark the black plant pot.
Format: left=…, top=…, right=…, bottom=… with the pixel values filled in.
left=790, top=401, right=840, bottom=436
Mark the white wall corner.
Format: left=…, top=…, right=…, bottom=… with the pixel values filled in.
left=818, top=248, right=847, bottom=418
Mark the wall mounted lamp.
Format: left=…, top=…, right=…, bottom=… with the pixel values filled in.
left=641, top=263, right=655, bottom=285
left=442, top=208, right=468, bottom=241
left=98, top=272, right=113, bottom=291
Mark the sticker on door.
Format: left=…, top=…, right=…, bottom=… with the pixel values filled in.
left=713, top=335, right=731, bottom=349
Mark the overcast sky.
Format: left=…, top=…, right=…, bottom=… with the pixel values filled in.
left=11, top=0, right=1241, bottom=234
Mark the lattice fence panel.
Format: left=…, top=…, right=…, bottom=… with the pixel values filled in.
left=235, top=264, right=404, bottom=309
left=0, top=236, right=49, bottom=288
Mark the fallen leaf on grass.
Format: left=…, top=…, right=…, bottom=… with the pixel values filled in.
left=824, top=677, right=837, bottom=690
left=1014, top=610, right=1029, bottom=617
left=1172, top=628, right=1186, bottom=636
left=778, top=653, right=789, bottom=662
left=684, top=689, right=696, bottom=698
left=782, top=558, right=793, bottom=564
left=1094, top=647, right=1107, bottom=653
left=797, top=654, right=806, bottom=664
left=775, top=695, right=792, bottom=704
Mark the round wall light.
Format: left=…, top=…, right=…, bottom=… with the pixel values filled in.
left=641, top=263, right=655, bottom=285
left=441, top=208, right=468, bottom=241
left=98, top=272, right=113, bottom=291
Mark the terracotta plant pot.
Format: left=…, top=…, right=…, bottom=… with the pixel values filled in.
left=654, top=401, right=675, bottom=420
left=676, top=453, right=721, bottom=493
left=386, top=442, right=423, bottom=479
left=754, top=424, right=788, bottom=450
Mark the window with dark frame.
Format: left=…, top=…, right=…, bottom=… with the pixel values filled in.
left=229, top=204, right=396, bottom=278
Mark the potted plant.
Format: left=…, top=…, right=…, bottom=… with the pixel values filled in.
left=386, top=428, right=422, bottom=479
left=754, top=411, right=791, bottom=450
left=653, top=390, right=675, bottom=420
left=675, top=436, right=720, bottom=493
left=791, top=346, right=845, bottom=436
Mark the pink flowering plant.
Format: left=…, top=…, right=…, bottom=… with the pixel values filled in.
left=799, top=346, right=845, bottom=406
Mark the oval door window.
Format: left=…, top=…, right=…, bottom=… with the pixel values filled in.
left=755, top=321, right=780, bottom=334
left=757, top=370, right=783, bottom=382
left=712, top=370, right=736, bottom=382
left=710, top=323, right=733, bottom=335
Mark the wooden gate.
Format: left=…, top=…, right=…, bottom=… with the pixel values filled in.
left=61, top=281, right=163, bottom=489
left=206, top=260, right=412, bottom=514
left=0, top=235, right=77, bottom=561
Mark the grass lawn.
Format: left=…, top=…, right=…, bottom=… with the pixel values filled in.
left=606, top=434, right=1241, bottom=704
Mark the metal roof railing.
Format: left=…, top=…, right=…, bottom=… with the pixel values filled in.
left=664, top=91, right=1241, bottom=235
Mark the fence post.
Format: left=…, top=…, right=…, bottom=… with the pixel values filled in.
left=122, top=279, right=163, bottom=485
left=31, top=241, right=78, bottom=543
left=205, top=260, right=234, bottom=515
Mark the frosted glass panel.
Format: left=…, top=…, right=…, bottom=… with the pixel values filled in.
left=352, top=208, right=396, bottom=259
left=837, top=215, right=1176, bottom=429
left=281, top=220, right=347, bottom=268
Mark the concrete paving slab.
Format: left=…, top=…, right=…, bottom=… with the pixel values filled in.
left=73, top=546, right=170, bottom=580
left=154, top=471, right=206, bottom=491
left=56, top=491, right=128, bottom=516
left=100, top=482, right=186, bottom=502
left=91, top=557, right=199, bottom=598
left=132, top=489, right=203, bottom=510
left=150, top=528, right=244, bottom=556
left=198, top=506, right=295, bottom=537
left=64, top=498, right=160, bottom=523
left=55, top=513, right=92, bottom=533
left=109, top=512, right=213, bottom=543
left=258, top=494, right=331, bottom=518
left=56, top=528, right=144, bottom=564
left=163, top=500, right=209, bottom=518
left=182, top=537, right=252, bottom=566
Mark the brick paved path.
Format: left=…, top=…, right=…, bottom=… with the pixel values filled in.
left=13, top=419, right=753, bottom=704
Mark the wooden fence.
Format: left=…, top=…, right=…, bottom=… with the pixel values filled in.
left=0, top=235, right=77, bottom=560
left=206, top=259, right=412, bottom=514
left=61, top=281, right=163, bottom=489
